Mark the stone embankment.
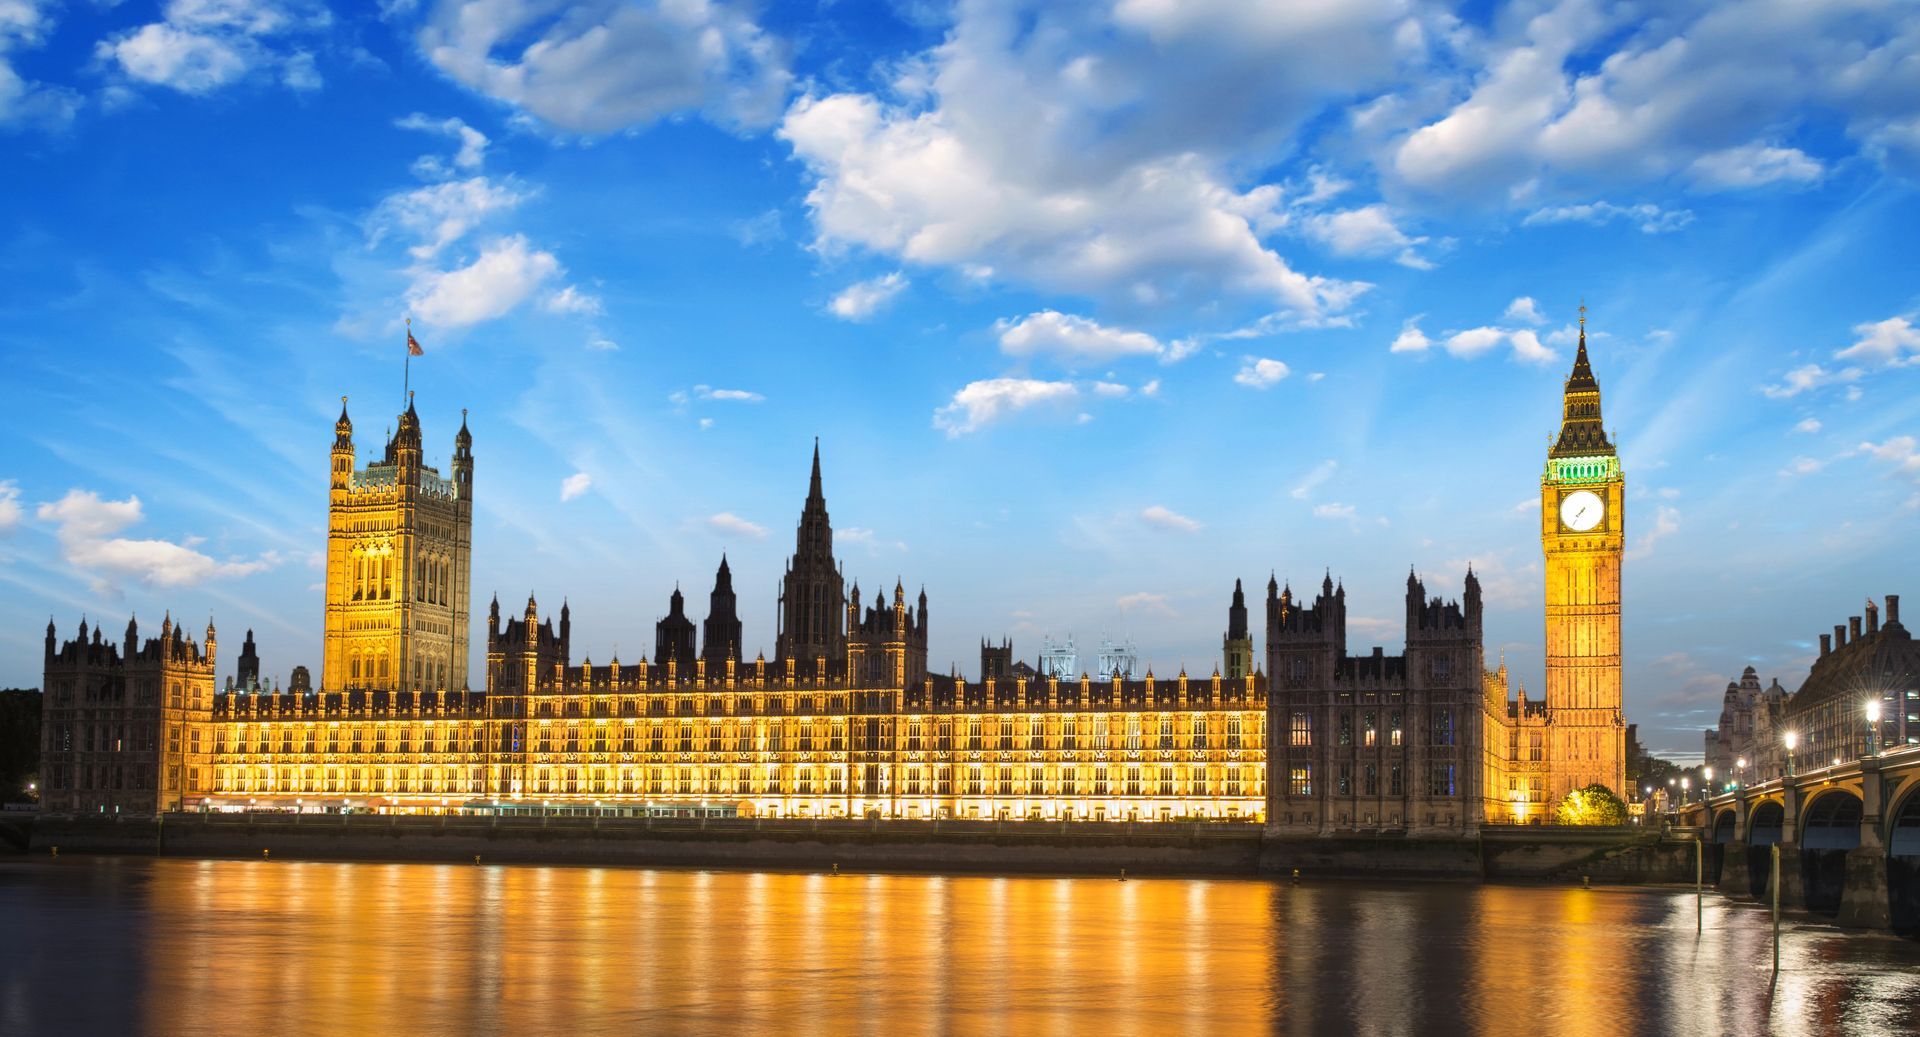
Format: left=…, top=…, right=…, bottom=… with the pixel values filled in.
left=21, top=813, right=1701, bottom=883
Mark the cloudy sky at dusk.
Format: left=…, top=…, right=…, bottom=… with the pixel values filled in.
left=3, top=0, right=1918, bottom=758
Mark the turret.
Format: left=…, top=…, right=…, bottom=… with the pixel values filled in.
left=394, top=393, right=423, bottom=472
left=123, top=615, right=138, bottom=659
left=332, top=397, right=355, bottom=489
left=45, top=617, right=56, bottom=662
left=453, top=408, right=473, bottom=495
left=205, top=618, right=217, bottom=667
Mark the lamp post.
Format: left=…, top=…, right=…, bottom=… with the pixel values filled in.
left=1681, top=776, right=1691, bottom=805
left=1736, top=756, right=1746, bottom=789
left=1784, top=731, right=1797, bottom=779
left=1866, top=699, right=1883, bottom=758
left=1703, top=766, right=1714, bottom=798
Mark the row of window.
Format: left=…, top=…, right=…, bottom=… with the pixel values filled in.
left=209, top=762, right=1265, bottom=800
left=1285, top=763, right=1458, bottom=798
left=1286, top=709, right=1457, bottom=748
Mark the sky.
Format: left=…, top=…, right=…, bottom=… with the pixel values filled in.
left=2, top=0, right=1918, bottom=760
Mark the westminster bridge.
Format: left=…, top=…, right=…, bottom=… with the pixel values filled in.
left=1677, top=741, right=1920, bottom=932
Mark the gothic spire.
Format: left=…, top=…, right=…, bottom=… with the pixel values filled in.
left=808, top=437, right=824, bottom=506
left=1551, top=303, right=1614, bottom=458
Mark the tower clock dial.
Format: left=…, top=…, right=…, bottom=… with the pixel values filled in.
left=1559, top=489, right=1605, bottom=531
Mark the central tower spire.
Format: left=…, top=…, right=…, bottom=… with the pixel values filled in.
left=777, top=440, right=845, bottom=667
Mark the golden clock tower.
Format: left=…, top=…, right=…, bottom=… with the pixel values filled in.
left=1541, top=312, right=1627, bottom=799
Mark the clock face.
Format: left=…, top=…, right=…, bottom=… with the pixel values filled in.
left=1560, top=489, right=1605, bottom=532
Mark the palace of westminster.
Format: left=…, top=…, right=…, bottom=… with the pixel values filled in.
left=37, top=328, right=1631, bottom=831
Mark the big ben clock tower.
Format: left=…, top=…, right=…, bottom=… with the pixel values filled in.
left=1541, top=308, right=1627, bottom=799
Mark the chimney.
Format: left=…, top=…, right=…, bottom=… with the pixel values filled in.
left=1888, top=594, right=1901, bottom=625
left=1819, top=633, right=1831, bottom=656
left=1867, top=600, right=1880, bottom=635
left=1849, top=616, right=1862, bottom=641
left=1835, top=624, right=1847, bottom=648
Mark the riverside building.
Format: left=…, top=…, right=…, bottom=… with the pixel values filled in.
left=38, top=330, right=1632, bottom=828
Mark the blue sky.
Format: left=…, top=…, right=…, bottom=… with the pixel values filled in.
left=2, top=1, right=1918, bottom=758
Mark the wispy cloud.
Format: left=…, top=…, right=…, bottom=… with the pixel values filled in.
left=560, top=472, right=592, bottom=501
left=705, top=512, right=768, bottom=540
left=829, top=272, right=908, bottom=321
left=1140, top=505, right=1201, bottom=533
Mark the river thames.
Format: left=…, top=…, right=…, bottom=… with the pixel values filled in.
left=2, top=858, right=1917, bottom=1036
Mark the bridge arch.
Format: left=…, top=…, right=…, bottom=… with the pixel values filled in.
left=1708, top=809, right=1737, bottom=885
left=1889, top=782, right=1920, bottom=936
left=1747, top=800, right=1786, bottom=897
left=1800, top=789, right=1864, bottom=916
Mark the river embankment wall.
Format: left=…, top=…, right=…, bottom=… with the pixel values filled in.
left=19, top=814, right=1700, bottom=883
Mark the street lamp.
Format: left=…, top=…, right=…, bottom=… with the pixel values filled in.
left=1866, top=699, right=1883, bottom=757
left=1736, top=756, right=1746, bottom=788
left=1703, top=766, right=1714, bottom=796
left=1681, top=776, right=1691, bottom=804
left=1784, top=731, right=1798, bottom=778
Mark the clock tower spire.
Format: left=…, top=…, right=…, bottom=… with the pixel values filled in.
left=1540, top=305, right=1626, bottom=801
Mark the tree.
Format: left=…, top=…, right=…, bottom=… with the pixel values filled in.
left=0, top=689, right=40, bottom=803
left=1555, top=783, right=1627, bottom=826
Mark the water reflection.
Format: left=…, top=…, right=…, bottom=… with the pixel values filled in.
left=0, top=858, right=1916, bottom=1036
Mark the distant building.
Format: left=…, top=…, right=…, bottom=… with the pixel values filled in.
left=1784, top=595, right=1917, bottom=767
left=38, top=614, right=214, bottom=813
left=1702, top=666, right=1789, bottom=785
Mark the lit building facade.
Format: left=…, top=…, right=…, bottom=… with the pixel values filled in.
left=1702, top=666, right=1789, bottom=785
left=40, top=333, right=1637, bottom=824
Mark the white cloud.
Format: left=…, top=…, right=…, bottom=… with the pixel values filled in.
left=1443, top=327, right=1506, bottom=358
left=1389, top=320, right=1431, bottom=354
left=1503, top=297, right=1546, bottom=325
left=932, top=378, right=1077, bottom=437
left=1761, top=363, right=1863, bottom=400
left=101, top=22, right=248, bottom=93
left=1092, top=381, right=1130, bottom=398
left=407, top=235, right=560, bottom=328
left=0, top=479, right=20, bottom=533
left=1313, top=502, right=1356, bottom=520
left=1834, top=316, right=1920, bottom=368
left=705, top=512, right=768, bottom=540
left=676, top=384, right=764, bottom=404
left=397, top=112, right=489, bottom=173
left=1626, top=505, right=1680, bottom=560
left=776, top=0, right=1399, bottom=317
left=1778, top=457, right=1823, bottom=478
left=1139, top=379, right=1161, bottom=397
left=1857, top=437, right=1920, bottom=481
left=1507, top=328, right=1553, bottom=364
left=0, top=1, right=79, bottom=129
left=36, top=489, right=272, bottom=590
left=560, top=472, right=592, bottom=501
left=371, top=176, right=530, bottom=260
left=1300, top=204, right=1430, bottom=268
left=1139, top=505, right=1200, bottom=533
left=96, top=0, right=330, bottom=96
left=1116, top=591, right=1173, bottom=616
left=829, top=271, right=908, bottom=321
left=1387, top=3, right=1920, bottom=199
left=1522, top=202, right=1693, bottom=235
left=1688, top=144, right=1824, bottom=191
left=1233, top=357, right=1289, bottom=388
left=542, top=285, right=603, bottom=316
left=1290, top=459, right=1337, bottom=500
left=417, top=0, right=792, bottom=133
left=587, top=334, right=619, bottom=352
left=1793, top=418, right=1823, bottom=435
left=996, top=311, right=1165, bottom=363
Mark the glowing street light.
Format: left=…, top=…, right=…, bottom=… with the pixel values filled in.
left=1703, top=766, right=1714, bottom=796
left=1866, top=699, right=1883, bottom=757
left=1681, top=776, right=1691, bottom=804
left=1784, top=731, right=1798, bottom=778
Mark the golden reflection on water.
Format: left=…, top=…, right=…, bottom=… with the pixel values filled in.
left=3, top=858, right=1914, bottom=1036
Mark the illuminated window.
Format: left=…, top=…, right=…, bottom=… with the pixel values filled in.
left=1159, top=716, right=1174, bottom=749
left=1289, top=766, right=1313, bottom=797
left=1192, top=716, right=1208, bottom=749
left=1125, top=765, right=1141, bottom=797
left=1390, top=712, right=1403, bottom=747
left=1363, top=712, right=1377, bottom=748
left=1226, top=768, right=1242, bottom=797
